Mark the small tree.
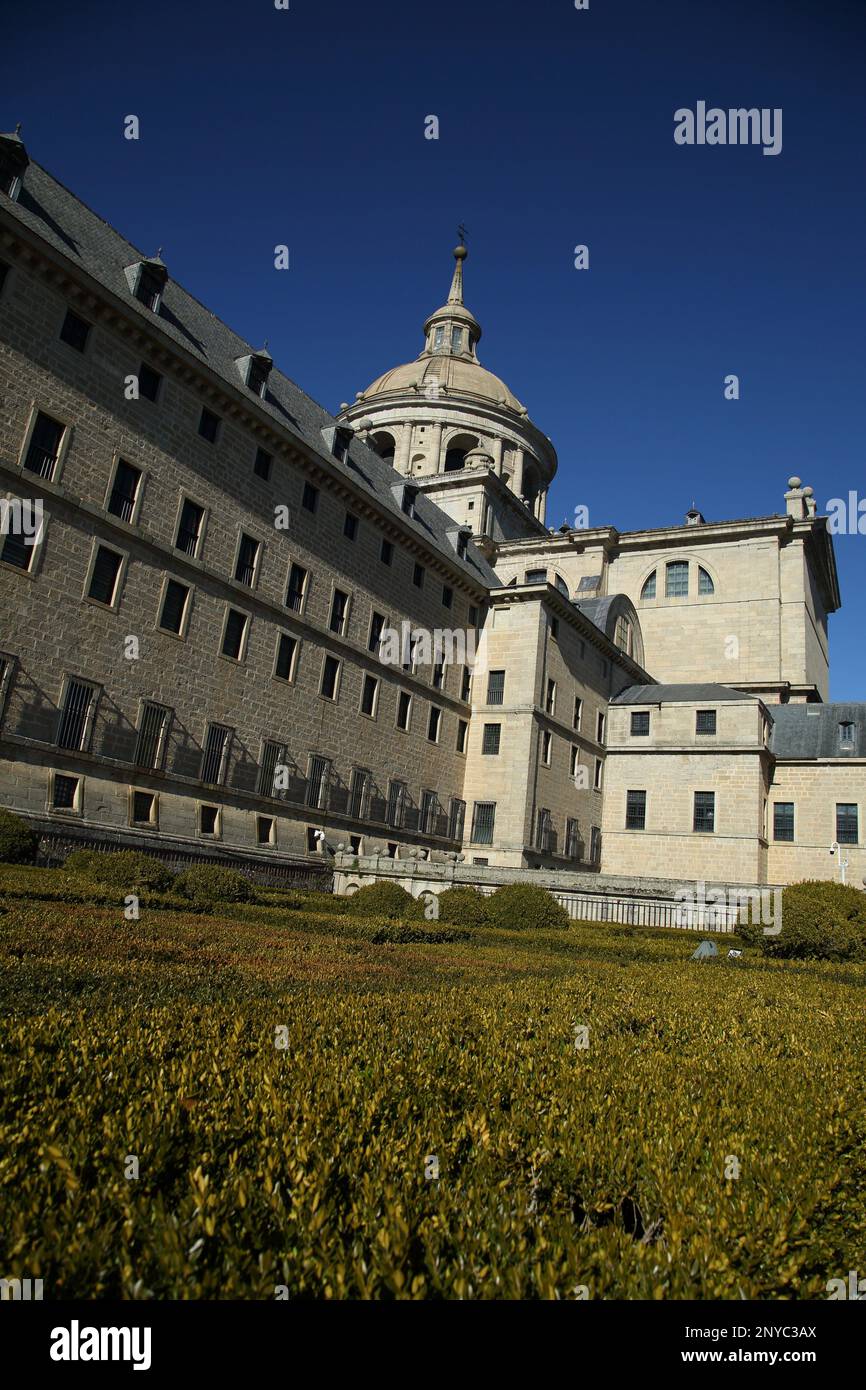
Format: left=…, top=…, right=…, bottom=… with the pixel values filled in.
left=485, top=882, right=571, bottom=931
left=0, top=808, right=38, bottom=864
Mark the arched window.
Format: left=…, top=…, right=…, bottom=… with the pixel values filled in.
left=554, top=575, right=569, bottom=597
left=615, top=616, right=632, bottom=656
left=444, top=432, right=477, bottom=473
left=698, top=566, right=714, bottom=595
left=640, top=571, right=657, bottom=600
left=370, top=431, right=396, bottom=466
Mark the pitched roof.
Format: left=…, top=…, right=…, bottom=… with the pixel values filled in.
left=3, top=158, right=500, bottom=589
left=612, top=683, right=759, bottom=705
left=770, top=703, right=866, bottom=759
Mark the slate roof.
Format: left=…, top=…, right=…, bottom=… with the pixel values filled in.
left=2, top=157, right=500, bottom=589
left=612, top=683, right=759, bottom=705
left=770, top=703, right=866, bottom=759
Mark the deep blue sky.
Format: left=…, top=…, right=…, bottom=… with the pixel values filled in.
left=4, top=0, right=865, bottom=696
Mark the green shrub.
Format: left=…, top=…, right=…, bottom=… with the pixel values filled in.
left=740, top=879, right=866, bottom=960
left=0, top=808, right=38, bottom=865
left=343, top=881, right=425, bottom=920
left=355, top=920, right=472, bottom=944
left=63, top=849, right=173, bottom=893
left=174, top=865, right=254, bottom=905
left=436, top=886, right=492, bottom=929
left=485, top=882, right=571, bottom=932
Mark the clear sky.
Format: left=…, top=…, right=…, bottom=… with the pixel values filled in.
left=4, top=0, right=865, bottom=696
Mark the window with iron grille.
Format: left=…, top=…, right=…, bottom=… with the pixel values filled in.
left=234, top=533, right=260, bottom=587
left=87, top=546, right=123, bottom=606
left=138, top=363, right=161, bottom=402
left=487, top=669, right=505, bottom=705
left=666, top=561, right=689, bottom=597
left=107, top=460, right=142, bottom=523
left=837, top=803, right=859, bottom=845
left=132, top=791, right=156, bottom=825
left=274, top=633, right=297, bottom=681
left=302, top=481, right=318, bottom=513
left=693, top=791, right=715, bottom=833
left=329, top=589, right=349, bottom=634
left=257, top=740, right=285, bottom=798
left=159, top=579, right=190, bottom=635
left=420, top=790, right=437, bottom=835
left=380, top=539, right=393, bottom=566
left=631, top=711, right=650, bottom=736
left=200, top=724, right=231, bottom=785
left=134, top=702, right=171, bottom=770
left=135, top=266, right=164, bottom=311
left=198, top=408, right=220, bottom=444
left=360, top=674, right=378, bottom=717
left=175, top=499, right=203, bottom=556
left=449, top=798, right=466, bottom=841
left=60, top=309, right=90, bottom=353
left=349, top=768, right=369, bottom=820
left=286, top=563, right=307, bottom=612
left=482, top=723, right=501, bottom=755
left=565, top=817, right=580, bottom=859
left=387, top=780, right=406, bottom=828
left=427, top=706, right=442, bottom=742
left=397, top=691, right=411, bottom=730
left=56, top=678, right=97, bottom=752
left=24, top=412, right=64, bottom=480
left=321, top=655, right=340, bottom=700
left=456, top=718, right=467, bottom=753
left=626, top=790, right=646, bottom=830
left=52, top=774, right=79, bottom=810
left=696, top=709, right=717, bottom=735
left=471, top=801, right=496, bottom=845
left=222, top=608, right=248, bottom=660
left=253, top=447, right=272, bottom=480
left=1, top=528, right=36, bottom=571
left=343, top=511, right=358, bottom=541
left=773, top=802, right=795, bottom=842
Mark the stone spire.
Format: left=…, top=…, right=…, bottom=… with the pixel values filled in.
left=447, top=240, right=467, bottom=305
left=423, top=237, right=481, bottom=357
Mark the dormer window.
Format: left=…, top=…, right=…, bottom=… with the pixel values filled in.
left=333, top=428, right=352, bottom=463
left=126, top=256, right=168, bottom=313
left=402, top=485, right=418, bottom=519
left=0, top=129, right=28, bottom=202
left=456, top=528, right=471, bottom=560
left=247, top=358, right=269, bottom=398
left=839, top=722, right=854, bottom=745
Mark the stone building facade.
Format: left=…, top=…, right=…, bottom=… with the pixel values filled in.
left=0, top=133, right=862, bottom=887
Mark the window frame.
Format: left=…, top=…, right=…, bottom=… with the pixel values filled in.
left=83, top=540, right=127, bottom=610
left=273, top=630, right=300, bottom=684
left=173, top=493, right=208, bottom=559
left=18, top=404, right=72, bottom=484
left=156, top=575, right=193, bottom=640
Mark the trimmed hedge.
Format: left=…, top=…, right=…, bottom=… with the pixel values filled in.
left=174, top=865, right=255, bottom=905
left=356, top=921, right=472, bottom=944
left=436, top=886, right=493, bottom=929
left=343, top=881, right=426, bottom=920
left=740, top=879, right=866, bottom=961
left=485, top=882, right=571, bottom=932
left=63, top=849, right=174, bottom=893
left=0, top=808, right=38, bottom=865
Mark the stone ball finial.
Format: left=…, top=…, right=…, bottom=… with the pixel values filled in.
left=788, top=476, right=802, bottom=489
left=802, top=485, right=813, bottom=496
left=453, top=244, right=467, bottom=260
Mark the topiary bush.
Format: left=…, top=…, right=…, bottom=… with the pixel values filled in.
left=174, top=865, right=254, bottom=905
left=436, top=886, right=493, bottom=929
left=63, top=849, right=174, bottom=893
left=0, top=808, right=38, bottom=864
left=739, top=879, right=866, bottom=961
left=485, top=882, right=571, bottom=932
left=354, top=920, right=472, bottom=944
left=343, top=881, right=425, bottom=920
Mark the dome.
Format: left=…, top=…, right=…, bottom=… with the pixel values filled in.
left=362, top=354, right=525, bottom=413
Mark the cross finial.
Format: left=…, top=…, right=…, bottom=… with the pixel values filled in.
left=457, top=222, right=467, bottom=246
left=15, top=123, right=22, bottom=136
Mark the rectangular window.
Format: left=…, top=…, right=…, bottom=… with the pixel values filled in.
left=0, top=261, right=9, bottom=295
left=234, top=533, right=260, bottom=587
left=132, top=790, right=157, bottom=826
left=386, top=780, right=406, bottom=829
left=570, top=745, right=579, bottom=777
left=542, top=730, right=552, bottom=765
left=198, top=407, right=220, bottom=443
left=693, top=791, right=715, bottom=833
left=468, top=604, right=478, bottom=626
left=413, top=562, right=425, bottom=588
left=302, top=481, right=319, bottom=513
left=631, top=711, right=650, bottom=737
left=135, top=266, right=164, bottom=311
left=159, top=579, right=190, bottom=635
left=333, top=429, right=351, bottom=462
left=594, top=757, right=603, bottom=790
left=368, top=611, right=386, bottom=653
left=442, top=584, right=453, bottom=609
left=257, top=740, right=285, bottom=798
left=471, top=802, right=496, bottom=845
left=107, top=459, right=142, bottom=523
left=254, top=447, right=272, bottom=480
left=482, top=723, right=501, bottom=755
left=839, top=722, right=855, bottom=744
left=87, top=545, right=123, bottom=606
left=402, top=487, right=418, bottom=519
left=590, top=826, right=602, bottom=864
left=525, top=568, right=546, bottom=584
left=837, top=803, right=859, bottom=845
left=134, top=701, right=171, bottom=770
left=52, top=773, right=80, bottom=811
left=360, top=673, right=378, bottom=717
left=626, top=790, right=647, bottom=830
left=1, top=528, right=37, bottom=571
left=773, top=802, right=795, bottom=842
left=420, top=790, right=437, bottom=835
left=549, top=616, right=559, bottom=641
left=221, top=608, right=248, bottom=660
left=397, top=691, right=412, bottom=730
left=432, top=661, right=445, bottom=690
left=199, top=804, right=220, bottom=836
left=349, top=768, right=369, bottom=820
left=274, top=632, right=297, bottom=681
left=56, top=678, right=98, bottom=752
left=138, top=363, right=162, bottom=402
left=487, top=670, right=505, bottom=705
left=449, top=798, right=466, bottom=841
left=573, top=696, right=582, bottom=730
left=427, top=705, right=442, bottom=743
left=545, top=678, right=556, bottom=715
left=60, top=309, right=90, bottom=352
left=380, top=538, right=393, bottom=566
left=286, top=562, right=307, bottom=612
left=201, top=723, right=232, bottom=785
left=566, top=817, right=580, bottom=859
left=343, top=511, right=358, bottom=541
left=329, top=588, right=349, bottom=635
left=666, top=560, right=689, bottom=597
left=461, top=666, right=472, bottom=702
left=456, top=718, right=468, bottom=753
left=321, top=655, right=341, bottom=700
left=257, top=815, right=275, bottom=845
left=596, top=711, right=605, bottom=743
left=175, top=498, right=204, bottom=556
left=24, top=411, right=65, bottom=480
left=696, top=709, right=717, bottom=736
left=536, top=808, right=553, bottom=851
